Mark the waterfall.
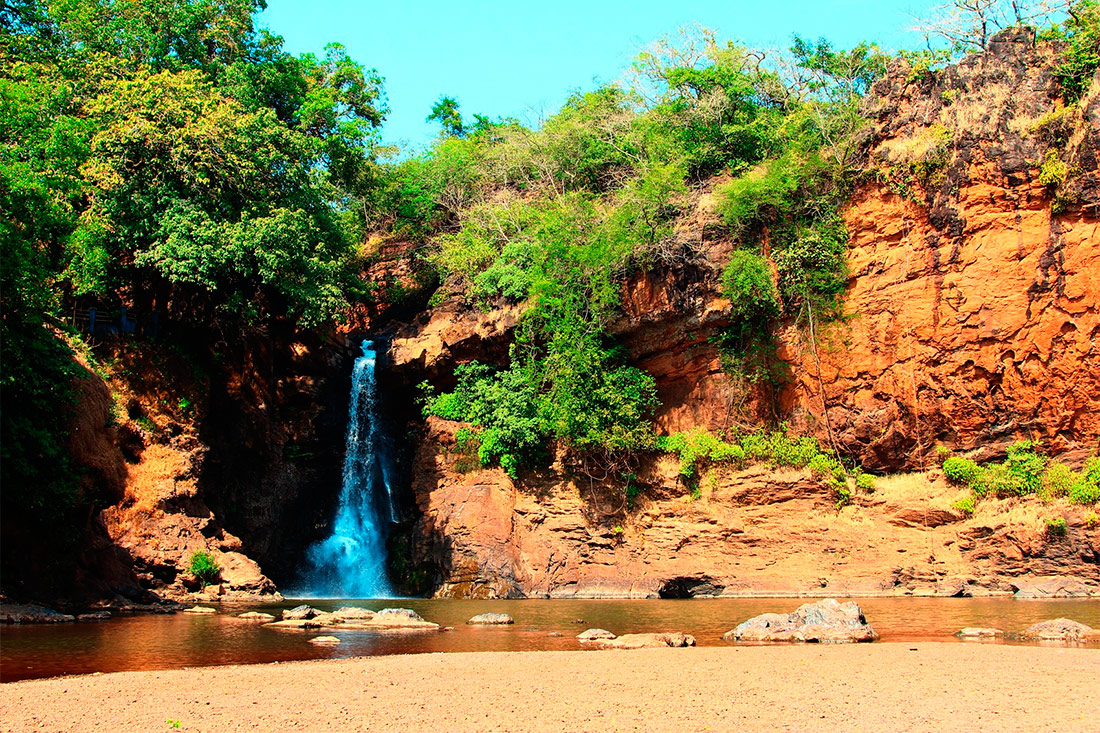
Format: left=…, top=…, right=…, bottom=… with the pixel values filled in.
left=295, top=339, right=396, bottom=598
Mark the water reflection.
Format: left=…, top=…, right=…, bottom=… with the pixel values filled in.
left=3, top=598, right=1097, bottom=682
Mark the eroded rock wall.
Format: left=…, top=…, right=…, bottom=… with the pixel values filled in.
left=398, top=33, right=1100, bottom=599
left=407, top=419, right=1100, bottom=598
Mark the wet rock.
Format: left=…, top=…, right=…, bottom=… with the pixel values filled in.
left=592, top=632, right=696, bottom=649
left=1013, top=618, right=1100, bottom=642
left=332, top=607, right=376, bottom=622
left=1011, top=577, right=1099, bottom=599
left=308, top=636, right=341, bottom=645
left=577, top=628, right=617, bottom=641
left=467, top=613, right=514, bottom=625
left=548, top=632, right=563, bottom=637
left=0, top=604, right=76, bottom=624
left=955, top=627, right=1003, bottom=639
left=283, top=605, right=319, bottom=620
left=77, top=612, right=112, bottom=621
left=237, top=611, right=275, bottom=621
left=724, top=599, right=878, bottom=643
left=372, top=608, right=437, bottom=628
left=182, top=606, right=217, bottom=615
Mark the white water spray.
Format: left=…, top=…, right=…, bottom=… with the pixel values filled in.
left=295, top=339, right=396, bottom=598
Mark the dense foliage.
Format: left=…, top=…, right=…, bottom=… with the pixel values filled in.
left=416, top=29, right=895, bottom=472
left=1, top=0, right=385, bottom=555
left=943, top=443, right=1100, bottom=506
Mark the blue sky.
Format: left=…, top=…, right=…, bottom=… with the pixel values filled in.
left=259, top=1, right=942, bottom=152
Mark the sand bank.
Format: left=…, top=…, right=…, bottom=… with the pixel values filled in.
left=2, top=644, right=1097, bottom=731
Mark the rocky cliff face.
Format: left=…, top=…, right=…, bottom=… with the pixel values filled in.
left=394, top=33, right=1100, bottom=598
left=784, top=31, right=1100, bottom=472
left=63, top=324, right=356, bottom=604
left=407, top=418, right=1099, bottom=598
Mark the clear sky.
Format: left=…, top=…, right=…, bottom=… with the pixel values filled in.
left=259, top=0, right=942, bottom=152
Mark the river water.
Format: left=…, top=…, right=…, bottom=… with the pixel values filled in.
left=2, top=598, right=1097, bottom=682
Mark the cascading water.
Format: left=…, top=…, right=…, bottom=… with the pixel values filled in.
left=294, top=339, right=396, bottom=598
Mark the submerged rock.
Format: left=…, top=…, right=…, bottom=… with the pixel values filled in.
left=0, top=604, right=76, bottom=624
left=77, top=612, right=112, bottom=621
left=467, top=613, right=514, bottom=625
left=576, top=628, right=617, bottom=641
left=332, top=607, right=376, bottom=622
left=725, top=599, right=878, bottom=643
left=268, top=607, right=439, bottom=631
left=237, top=611, right=275, bottom=621
left=308, top=636, right=341, bottom=645
left=955, top=627, right=1003, bottom=639
left=590, top=632, right=696, bottom=649
left=1013, top=618, right=1099, bottom=642
left=282, top=604, right=319, bottom=620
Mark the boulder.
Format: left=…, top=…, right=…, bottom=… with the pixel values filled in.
left=576, top=628, right=617, bottom=641
left=282, top=604, right=319, bottom=620
left=77, top=612, right=112, bottom=621
left=371, top=608, right=438, bottom=628
left=237, top=611, right=275, bottom=621
left=308, top=636, right=341, bottom=645
left=0, top=604, right=76, bottom=624
left=182, top=606, right=217, bottom=615
left=592, top=632, right=696, bottom=649
left=268, top=607, right=439, bottom=631
left=1014, top=618, right=1099, bottom=642
left=467, top=613, right=514, bottom=625
left=955, top=627, right=1003, bottom=639
left=332, top=607, right=376, bottom=622
left=724, top=599, right=878, bottom=643
left=1011, top=577, right=1099, bottom=599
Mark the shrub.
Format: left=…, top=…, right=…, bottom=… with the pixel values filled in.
left=1038, top=150, right=1068, bottom=187
left=1042, top=463, right=1077, bottom=499
left=1003, top=441, right=1046, bottom=496
left=942, top=456, right=980, bottom=485
left=855, top=472, right=876, bottom=492
left=660, top=429, right=745, bottom=480
left=189, top=551, right=220, bottom=588
left=952, top=495, right=976, bottom=516
left=1070, top=457, right=1100, bottom=505
left=1044, top=517, right=1067, bottom=538
left=721, top=250, right=779, bottom=322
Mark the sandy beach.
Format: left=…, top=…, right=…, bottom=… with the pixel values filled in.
left=2, top=643, right=1097, bottom=732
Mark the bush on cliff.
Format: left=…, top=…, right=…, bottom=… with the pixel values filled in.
left=942, top=443, right=1099, bottom=506
left=659, top=427, right=858, bottom=507
left=188, top=551, right=221, bottom=588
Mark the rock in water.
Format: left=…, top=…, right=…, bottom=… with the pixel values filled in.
left=77, top=612, right=112, bottom=621
left=467, top=613, right=514, bottom=625
left=725, top=599, right=878, bottom=643
left=955, top=627, right=1003, bottom=639
left=576, top=628, right=617, bottom=641
left=371, top=608, right=438, bottom=629
left=282, top=605, right=318, bottom=620
left=1014, top=618, right=1099, bottom=642
left=183, top=606, right=217, bottom=615
left=1011, top=577, right=1098, bottom=599
left=237, top=611, right=275, bottom=621
left=332, top=607, right=376, bottom=622
left=308, top=636, right=341, bottom=645
left=590, top=632, right=696, bottom=649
